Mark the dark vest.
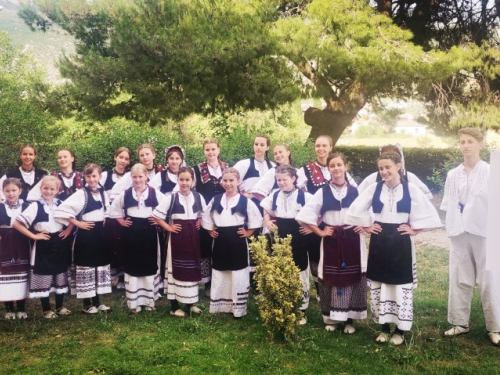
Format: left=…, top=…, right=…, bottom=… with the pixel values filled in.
left=6, top=168, right=48, bottom=201
left=193, top=163, right=227, bottom=203
left=271, top=189, right=305, bottom=211
left=167, top=192, right=203, bottom=217
left=320, top=185, right=358, bottom=215
left=51, top=171, right=83, bottom=201
left=303, top=162, right=329, bottom=195
left=243, top=158, right=273, bottom=180
left=81, top=187, right=106, bottom=217
left=103, top=170, right=116, bottom=191
left=372, top=181, right=411, bottom=214
left=210, top=194, right=249, bottom=222
left=160, top=170, right=177, bottom=194
left=0, top=202, right=30, bottom=226
left=33, top=200, right=61, bottom=227
left=123, top=187, right=159, bottom=216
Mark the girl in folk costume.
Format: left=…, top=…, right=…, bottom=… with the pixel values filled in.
left=233, top=135, right=275, bottom=292
left=344, top=152, right=441, bottom=345
left=0, top=178, right=31, bottom=319
left=0, top=144, right=48, bottom=202
left=27, top=149, right=83, bottom=202
left=251, top=143, right=306, bottom=201
left=260, top=165, right=313, bottom=326
left=99, top=147, right=131, bottom=196
left=193, top=138, right=228, bottom=296
left=54, top=164, right=112, bottom=314
left=296, top=136, right=357, bottom=301
left=357, top=143, right=433, bottom=199
left=149, top=145, right=186, bottom=195
left=99, top=147, right=132, bottom=290
left=13, top=176, right=74, bottom=319
left=110, top=144, right=164, bottom=201
left=152, top=167, right=206, bottom=317
left=440, top=128, right=500, bottom=346
left=109, top=164, right=165, bottom=313
left=202, top=168, right=263, bottom=318
left=233, top=134, right=275, bottom=207
left=296, top=153, right=367, bottom=334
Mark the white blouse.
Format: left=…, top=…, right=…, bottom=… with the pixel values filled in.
left=109, top=186, right=165, bottom=219
left=233, top=158, right=275, bottom=193
left=0, top=202, right=25, bottom=227
left=251, top=168, right=307, bottom=198
left=345, top=182, right=442, bottom=230
left=152, top=192, right=206, bottom=221
left=202, top=194, right=263, bottom=230
left=260, top=189, right=312, bottom=219
left=148, top=171, right=178, bottom=194
left=54, top=189, right=110, bottom=226
left=358, top=171, right=433, bottom=199
left=17, top=200, right=64, bottom=233
left=296, top=185, right=351, bottom=227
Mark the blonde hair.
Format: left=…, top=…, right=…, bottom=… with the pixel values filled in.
left=40, top=176, right=61, bottom=190
left=222, top=167, right=240, bottom=180
left=273, top=143, right=293, bottom=166
left=458, top=127, right=484, bottom=142
left=130, top=163, right=148, bottom=176
left=203, top=138, right=220, bottom=148
left=137, top=144, right=156, bottom=156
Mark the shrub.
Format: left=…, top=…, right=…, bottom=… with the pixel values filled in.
left=250, top=234, right=303, bottom=341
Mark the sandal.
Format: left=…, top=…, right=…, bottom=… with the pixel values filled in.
left=130, top=306, right=142, bottom=314
left=375, top=332, right=390, bottom=343
left=488, top=332, right=500, bottom=346
left=170, top=309, right=187, bottom=318
left=144, top=306, right=156, bottom=312
left=82, top=306, right=98, bottom=314
left=444, top=326, right=470, bottom=337
left=56, top=307, right=72, bottom=316
left=343, top=324, right=356, bottom=335
left=390, top=332, right=405, bottom=345
left=325, top=324, right=338, bottom=332
left=190, top=306, right=203, bottom=315
left=43, top=310, right=58, bottom=319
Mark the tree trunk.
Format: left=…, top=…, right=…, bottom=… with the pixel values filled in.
left=304, top=106, right=364, bottom=147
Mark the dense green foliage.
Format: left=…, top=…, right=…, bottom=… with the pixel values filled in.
left=0, top=31, right=58, bottom=174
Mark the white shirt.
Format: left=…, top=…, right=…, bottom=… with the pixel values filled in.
left=0, top=201, right=25, bottom=227
left=440, top=161, right=489, bottom=237
left=17, top=200, right=64, bottom=233
left=149, top=170, right=178, bottom=194
left=260, top=189, right=312, bottom=219
left=296, top=185, right=350, bottom=227
left=54, top=189, right=110, bottom=226
left=233, top=158, right=275, bottom=193
left=109, top=186, right=165, bottom=219
left=202, top=194, right=263, bottom=231
left=345, top=182, right=442, bottom=230
left=152, top=192, right=207, bottom=221
left=358, top=171, right=433, bottom=199
left=251, top=168, right=307, bottom=198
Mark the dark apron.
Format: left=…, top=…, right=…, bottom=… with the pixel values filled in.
left=122, top=217, right=158, bottom=277
left=170, top=219, right=201, bottom=282
left=0, top=228, right=31, bottom=274
left=199, top=228, right=213, bottom=258
left=322, top=225, right=361, bottom=287
left=34, top=232, right=71, bottom=275
left=367, top=222, right=413, bottom=285
left=212, top=226, right=248, bottom=271
left=276, top=218, right=309, bottom=271
left=307, top=222, right=323, bottom=264
left=105, top=218, right=124, bottom=270
left=73, top=221, right=111, bottom=267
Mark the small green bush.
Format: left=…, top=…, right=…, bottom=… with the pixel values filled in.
left=250, top=234, right=303, bottom=341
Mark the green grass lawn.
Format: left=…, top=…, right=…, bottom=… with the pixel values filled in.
left=1, top=245, right=498, bottom=375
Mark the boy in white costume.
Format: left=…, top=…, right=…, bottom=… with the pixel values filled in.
left=441, top=127, right=500, bottom=345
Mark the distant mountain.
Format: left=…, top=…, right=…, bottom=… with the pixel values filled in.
left=0, top=0, right=76, bottom=83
